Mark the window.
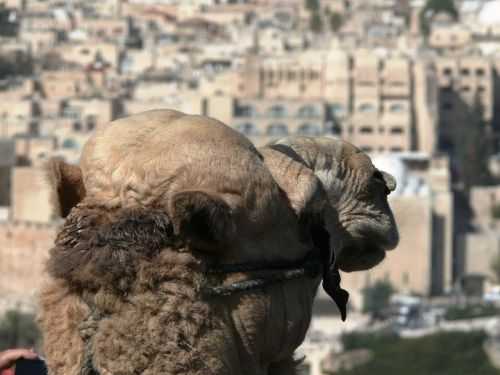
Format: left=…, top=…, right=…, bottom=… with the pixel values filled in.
left=461, top=86, right=470, bottom=92
left=267, top=123, right=288, bottom=136
left=379, top=127, right=385, bottom=133
left=359, top=126, right=373, bottom=134
left=73, top=122, right=82, bottom=132
left=268, top=105, right=287, bottom=118
left=389, top=103, right=405, bottom=113
left=237, top=105, right=257, bottom=117
left=297, top=123, right=321, bottom=136
left=288, top=71, right=296, bottom=80
left=236, top=123, right=259, bottom=136
left=390, top=127, right=404, bottom=134
left=478, top=86, right=487, bottom=93
left=360, top=146, right=373, bottom=153
left=297, top=105, right=319, bottom=118
left=62, top=138, right=78, bottom=149
left=477, top=68, right=485, bottom=76
left=358, top=103, right=376, bottom=113
left=391, top=147, right=403, bottom=152
left=330, top=103, right=345, bottom=117
left=443, top=67, right=452, bottom=76
left=461, top=68, right=470, bottom=76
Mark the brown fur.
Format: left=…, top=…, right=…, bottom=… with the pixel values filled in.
left=47, top=204, right=180, bottom=295
left=38, top=280, right=89, bottom=375
left=40, top=111, right=326, bottom=375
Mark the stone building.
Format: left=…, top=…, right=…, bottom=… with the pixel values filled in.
left=238, top=49, right=439, bottom=154
left=458, top=185, right=500, bottom=287
left=434, top=55, right=494, bottom=151
left=11, top=166, right=54, bottom=223
left=0, top=222, right=56, bottom=313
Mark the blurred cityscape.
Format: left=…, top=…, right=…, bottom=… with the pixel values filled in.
left=2, top=0, right=500, bottom=373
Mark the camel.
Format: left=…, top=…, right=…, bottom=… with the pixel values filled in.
left=38, top=111, right=399, bottom=375
left=39, top=110, right=329, bottom=375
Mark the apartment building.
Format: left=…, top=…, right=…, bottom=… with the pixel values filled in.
left=435, top=55, right=494, bottom=151
left=239, top=49, right=439, bottom=154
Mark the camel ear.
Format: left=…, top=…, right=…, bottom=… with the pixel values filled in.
left=45, top=158, right=86, bottom=218
left=261, top=147, right=326, bottom=218
left=169, top=190, right=235, bottom=252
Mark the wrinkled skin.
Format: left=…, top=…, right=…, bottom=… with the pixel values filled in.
left=39, top=110, right=328, bottom=375
left=264, top=136, right=399, bottom=272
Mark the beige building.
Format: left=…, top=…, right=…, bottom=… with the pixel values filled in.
left=39, top=70, right=88, bottom=100
left=239, top=49, right=439, bottom=154
left=11, top=166, right=54, bottom=223
left=429, top=24, right=472, bottom=53
left=54, top=42, right=120, bottom=70
left=435, top=55, right=494, bottom=150
left=0, top=222, right=56, bottom=311
left=458, top=185, right=500, bottom=286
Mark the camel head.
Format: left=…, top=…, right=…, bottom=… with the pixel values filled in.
left=40, top=110, right=328, bottom=375
left=264, top=136, right=399, bottom=273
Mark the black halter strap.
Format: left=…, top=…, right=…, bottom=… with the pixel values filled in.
left=201, top=253, right=323, bottom=297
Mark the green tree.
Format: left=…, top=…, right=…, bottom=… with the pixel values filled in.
left=305, top=0, right=320, bottom=11
left=362, top=280, right=395, bottom=317
left=329, top=12, right=343, bottom=32
left=420, top=0, right=458, bottom=35
left=310, top=11, right=323, bottom=33
left=0, top=310, right=41, bottom=350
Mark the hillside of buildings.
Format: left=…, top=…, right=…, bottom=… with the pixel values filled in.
left=2, top=0, right=500, bottom=373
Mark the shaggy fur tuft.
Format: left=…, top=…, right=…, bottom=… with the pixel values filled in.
left=48, top=205, right=181, bottom=294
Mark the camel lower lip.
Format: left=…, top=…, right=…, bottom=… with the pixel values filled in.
left=336, top=246, right=386, bottom=272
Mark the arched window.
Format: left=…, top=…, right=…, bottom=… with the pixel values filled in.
left=358, top=103, right=376, bottom=113
left=297, top=123, right=321, bottom=136
left=235, top=123, right=259, bottom=136
left=267, top=123, right=289, bottom=136
left=268, top=105, right=287, bottom=118
left=297, top=105, right=319, bottom=118
left=62, top=138, right=78, bottom=149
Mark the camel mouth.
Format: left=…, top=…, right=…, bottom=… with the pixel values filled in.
left=336, top=241, right=386, bottom=272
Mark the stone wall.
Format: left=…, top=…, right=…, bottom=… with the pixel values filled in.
left=0, top=222, right=57, bottom=308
